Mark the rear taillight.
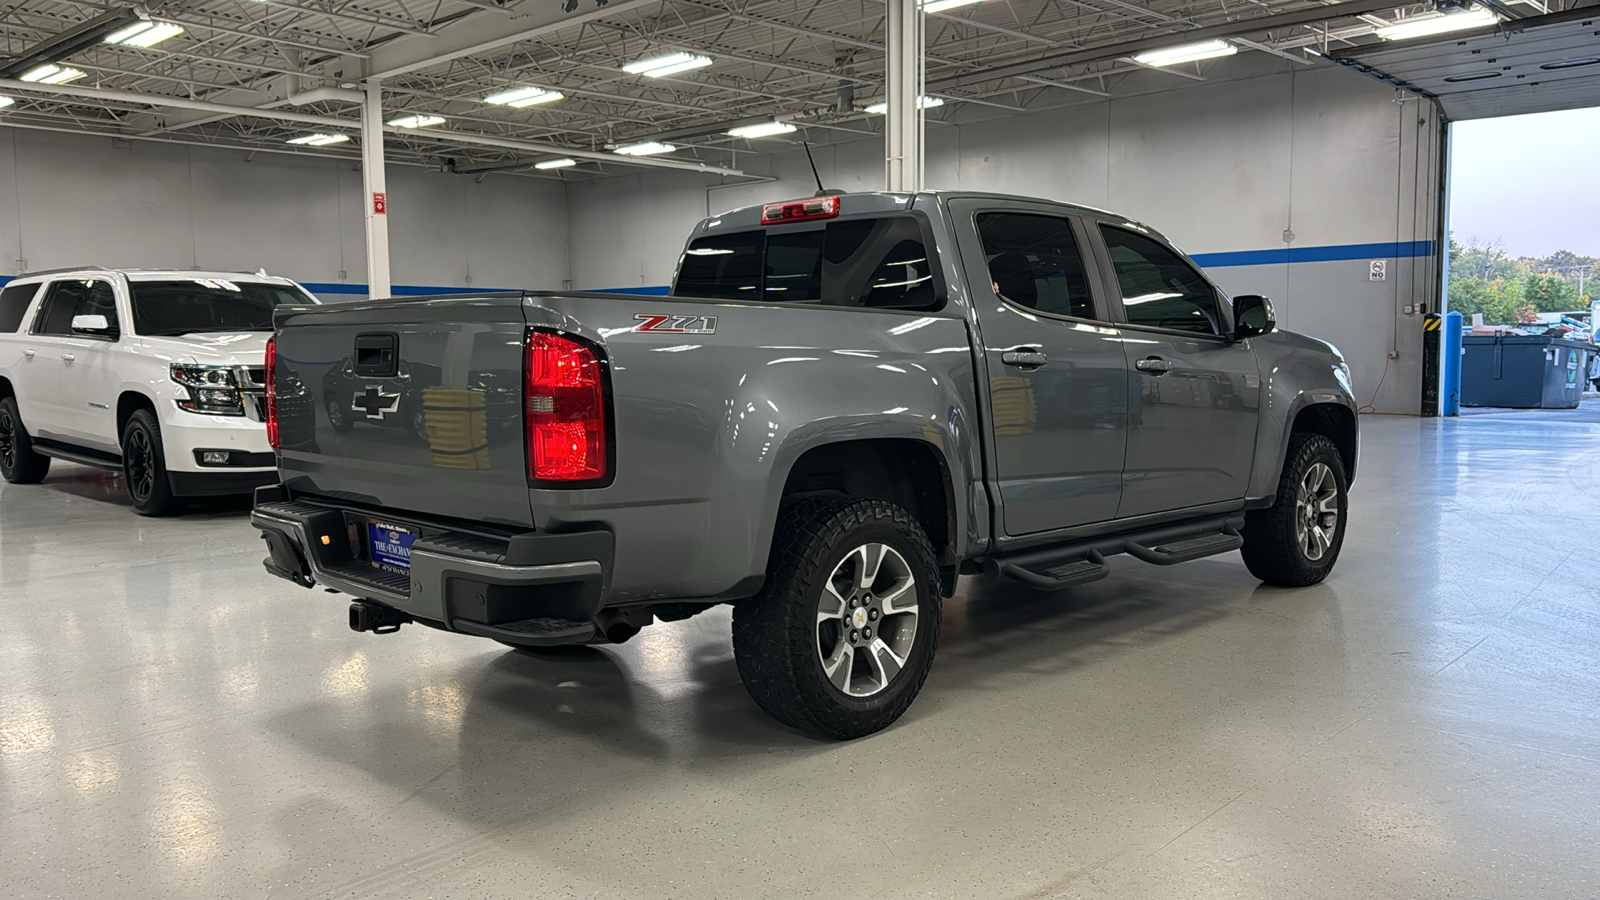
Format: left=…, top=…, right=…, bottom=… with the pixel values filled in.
left=525, top=331, right=608, bottom=483
left=761, top=195, right=839, bottom=225
left=264, top=334, right=279, bottom=450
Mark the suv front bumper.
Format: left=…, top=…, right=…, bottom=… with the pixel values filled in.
left=250, top=486, right=613, bottom=646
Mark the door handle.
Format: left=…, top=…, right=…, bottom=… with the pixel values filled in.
left=1002, top=347, right=1048, bottom=369
left=61, top=353, right=76, bottom=363
left=1135, top=356, right=1173, bottom=374
left=23, top=349, right=35, bottom=359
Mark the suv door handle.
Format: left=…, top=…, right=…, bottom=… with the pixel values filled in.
left=61, top=353, right=76, bottom=363
left=1002, top=347, right=1048, bottom=369
left=1135, top=356, right=1173, bottom=374
left=23, top=349, right=35, bottom=359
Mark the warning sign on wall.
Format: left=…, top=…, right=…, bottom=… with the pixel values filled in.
left=372, top=192, right=387, bottom=215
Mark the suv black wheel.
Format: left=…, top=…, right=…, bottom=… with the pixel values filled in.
left=0, top=396, right=52, bottom=484
left=121, top=409, right=188, bottom=517
left=1240, top=433, right=1348, bottom=586
left=732, top=496, right=942, bottom=740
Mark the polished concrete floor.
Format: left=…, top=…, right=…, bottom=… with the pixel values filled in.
left=2, top=412, right=1598, bottom=899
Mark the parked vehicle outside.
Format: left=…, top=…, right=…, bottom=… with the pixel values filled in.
left=251, top=191, right=1358, bottom=738
left=0, top=268, right=320, bottom=514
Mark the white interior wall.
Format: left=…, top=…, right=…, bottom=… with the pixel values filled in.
left=565, top=64, right=1440, bottom=415
left=0, top=128, right=571, bottom=297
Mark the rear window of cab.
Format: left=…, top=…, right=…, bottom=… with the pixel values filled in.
left=673, top=216, right=940, bottom=311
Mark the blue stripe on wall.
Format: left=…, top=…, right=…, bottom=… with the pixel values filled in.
left=0, top=240, right=1438, bottom=294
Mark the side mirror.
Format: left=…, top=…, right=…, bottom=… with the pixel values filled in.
left=71, top=314, right=115, bottom=336
left=1233, top=295, right=1275, bottom=339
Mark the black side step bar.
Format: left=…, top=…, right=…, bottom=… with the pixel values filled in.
left=987, top=515, right=1245, bottom=591
left=33, top=440, right=122, bottom=471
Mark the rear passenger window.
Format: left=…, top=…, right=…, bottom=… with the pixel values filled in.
left=1099, top=225, right=1222, bottom=336
left=974, top=213, right=1096, bottom=320
left=672, top=216, right=939, bottom=310
left=0, top=283, right=39, bottom=332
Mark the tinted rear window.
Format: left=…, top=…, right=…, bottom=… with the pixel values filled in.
left=0, top=283, right=39, bottom=332
left=130, top=280, right=309, bottom=336
left=672, top=216, right=939, bottom=310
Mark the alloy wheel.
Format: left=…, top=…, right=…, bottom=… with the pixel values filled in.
left=125, top=427, right=154, bottom=503
left=815, top=542, right=920, bottom=698
left=0, top=409, right=15, bottom=471
left=1294, top=461, right=1340, bottom=561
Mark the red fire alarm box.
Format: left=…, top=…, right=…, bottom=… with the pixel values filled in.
left=372, top=192, right=387, bottom=215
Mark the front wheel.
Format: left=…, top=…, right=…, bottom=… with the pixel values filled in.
left=732, top=496, right=942, bottom=740
left=122, top=409, right=188, bottom=517
left=1240, top=433, right=1348, bottom=586
left=0, top=397, right=52, bottom=484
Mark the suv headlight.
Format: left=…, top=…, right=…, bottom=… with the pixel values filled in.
left=171, top=364, right=245, bottom=416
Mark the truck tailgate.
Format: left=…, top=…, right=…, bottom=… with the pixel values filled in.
left=272, top=295, right=533, bottom=527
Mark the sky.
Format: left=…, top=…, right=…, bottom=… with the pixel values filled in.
left=1450, top=106, right=1600, bottom=259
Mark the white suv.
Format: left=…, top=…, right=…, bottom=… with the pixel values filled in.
left=0, top=268, right=318, bottom=515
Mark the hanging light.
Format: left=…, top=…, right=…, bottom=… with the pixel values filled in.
left=1132, top=40, right=1238, bottom=67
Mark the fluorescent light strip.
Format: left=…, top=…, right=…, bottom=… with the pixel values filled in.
left=483, top=86, right=563, bottom=107
left=287, top=133, right=350, bottom=146
left=1375, top=9, right=1498, bottom=41
left=0, top=96, right=13, bottom=109
left=728, top=121, right=797, bottom=139
left=20, top=65, right=87, bottom=85
left=623, top=52, right=713, bottom=77
left=613, top=141, right=675, bottom=157
left=387, top=114, right=445, bottom=128
left=922, top=0, right=985, bottom=12
left=864, top=95, right=945, bottom=114
left=535, top=158, right=576, bottom=170
left=106, top=22, right=184, bottom=48
left=1132, top=39, right=1237, bottom=67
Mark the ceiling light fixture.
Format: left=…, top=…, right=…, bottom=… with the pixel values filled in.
left=105, top=22, right=184, bottom=48
left=1375, top=8, right=1498, bottom=41
left=287, top=133, right=350, bottom=146
left=0, top=96, right=13, bottom=109
left=623, top=52, right=713, bottom=78
left=386, top=114, right=445, bottom=128
left=728, top=121, right=797, bottom=139
left=483, top=86, right=563, bottom=107
left=20, top=65, right=87, bottom=84
left=613, top=141, right=675, bottom=157
left=922, top=0, right=986, bottom=12
left=864, top=95, right=945, bottom=114
left=1132, top=39, right=1237, bottom=67
left=535, top=158, right=577, bottom=170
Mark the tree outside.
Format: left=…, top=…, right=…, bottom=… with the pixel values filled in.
left=1447, top=235, right=1595, bottom=326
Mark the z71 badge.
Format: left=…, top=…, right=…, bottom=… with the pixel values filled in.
left=635, top=313, right=718, bottom=335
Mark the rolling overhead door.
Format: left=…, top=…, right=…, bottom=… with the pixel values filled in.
left=1327, top=6, right=1600, bottom=119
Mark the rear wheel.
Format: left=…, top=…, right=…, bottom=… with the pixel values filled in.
left=0, top=397, right=51, bottom=484
left=1240, top=433, right=1348, bottom=586
left=732, top=496, right=941, bottom=740
left=122, top=409, right=187, bottom=517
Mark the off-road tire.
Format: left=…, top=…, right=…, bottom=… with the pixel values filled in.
left=0, top=397, right=52, bottom=484
left=122, top=409, right=188, bottom=517
left=732, top=496, right=942, bottom=740
left=1240, top=433, right=1348, bottom=586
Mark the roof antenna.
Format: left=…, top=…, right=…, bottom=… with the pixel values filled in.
left=803, top=141, right=840, bottom=196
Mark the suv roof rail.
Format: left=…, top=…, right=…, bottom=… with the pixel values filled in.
left=15, top=265, right=114, bottom=278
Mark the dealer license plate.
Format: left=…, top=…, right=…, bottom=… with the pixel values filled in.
left=367, top=520, right=419, bottom=572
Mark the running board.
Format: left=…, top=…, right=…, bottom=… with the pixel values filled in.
left=33, top=440, right=122, bottom=471
left=987, top=515, right=1245, bottom=591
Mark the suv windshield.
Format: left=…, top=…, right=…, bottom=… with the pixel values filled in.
left=129, top=280, right=310, bottom=336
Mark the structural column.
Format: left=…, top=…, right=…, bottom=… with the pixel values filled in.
left=884, top=0, right=924, bottom=192
left=361, top=79, right=392, bottom=299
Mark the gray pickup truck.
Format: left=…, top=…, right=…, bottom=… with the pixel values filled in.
left=252, top=191, right=1357, bottom=739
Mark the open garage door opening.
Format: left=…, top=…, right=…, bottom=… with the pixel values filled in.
left=1326, top=3, right=1600, bottom=415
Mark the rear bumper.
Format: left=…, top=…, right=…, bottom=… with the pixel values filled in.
left=171, top=469, right=278, bottom=497
left=249, top=486, right=613, bottom=646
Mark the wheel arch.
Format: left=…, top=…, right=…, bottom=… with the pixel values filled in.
left=0, top=375, right=14, bottom=402
left=116, top=390, right=157, bottom=438
left=1291, top=402, right=1357, bottom=483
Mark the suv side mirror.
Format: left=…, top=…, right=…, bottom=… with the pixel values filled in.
left=71, top=314, right=115, bottom=337
left=1233, top=295, right=1275, bottom=339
